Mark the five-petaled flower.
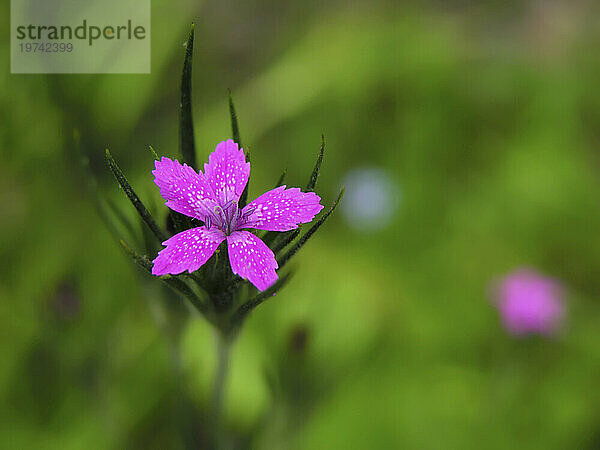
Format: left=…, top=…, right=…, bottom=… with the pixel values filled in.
left=151, top=139, right=324, bottom=291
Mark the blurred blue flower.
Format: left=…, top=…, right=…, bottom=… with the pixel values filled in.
left=341, top=167, right=400, bottom=230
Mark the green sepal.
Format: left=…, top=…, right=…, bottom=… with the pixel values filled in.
left=277, top=187, right=344, bottom=268
left=105, top=149, right=168, bottom=243
left=179, top=23, right=197, bottom=168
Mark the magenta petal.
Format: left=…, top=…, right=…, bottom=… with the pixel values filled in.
left=152, top=227, right=225, bottom=275
left=153, top=157, right=218, bottom=220
left=227, top=231, right=278, bottom=291
left=204, top=139, right=250, bottom=206
left=241, top=185, right=324, bottom=231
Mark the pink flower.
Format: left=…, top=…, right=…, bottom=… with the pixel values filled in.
left=151, top=139, right=324, bottom=291
left=493, top=268, right=565, bottom=336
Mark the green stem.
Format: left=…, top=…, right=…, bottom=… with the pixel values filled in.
left=210, top=330, right=232, bottom=448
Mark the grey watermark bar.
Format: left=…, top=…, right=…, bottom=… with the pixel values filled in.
left=11, top=0, right=150, bottom=73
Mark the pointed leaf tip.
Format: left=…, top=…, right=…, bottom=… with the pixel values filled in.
left=306, top=135, right=325, bottom=191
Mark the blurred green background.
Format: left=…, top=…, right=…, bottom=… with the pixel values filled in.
left=3, top=0, right=600, bottom=448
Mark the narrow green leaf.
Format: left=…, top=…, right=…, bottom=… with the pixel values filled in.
left=229, top=271, right=294, bottom=332
left=120, top=239, right=209, bottom=315
left=278, top=187, right=344, bottom=268
left=180, top=24, right=197, bottom=168
left=230, top=91, right=251, bottom=207
left=228, top=89, right=242, bottom=147
left=306, top=135, right=325, bottom=192
left=105, top=149, right=168, bottom=243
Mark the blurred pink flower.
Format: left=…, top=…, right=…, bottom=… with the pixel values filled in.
left=493, top=268, right=565, bottom=337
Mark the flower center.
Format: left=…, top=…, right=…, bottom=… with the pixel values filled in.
left=204, top=201, right=255, bottom=235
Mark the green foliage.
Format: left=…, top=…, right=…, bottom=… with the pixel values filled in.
left=4, top=2, right=600, bottom=449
